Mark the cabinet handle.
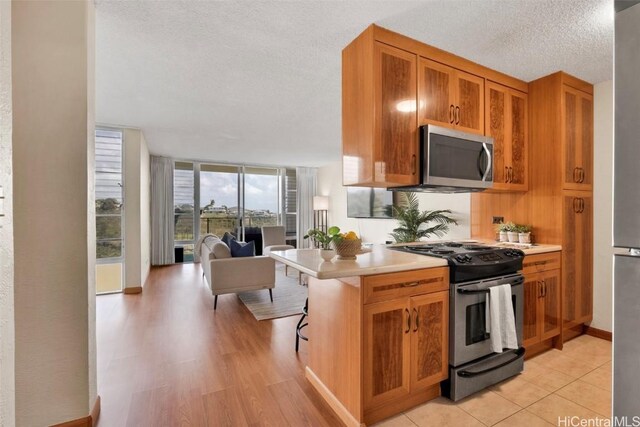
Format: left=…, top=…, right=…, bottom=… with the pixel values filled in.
left=509, top=167, right=514, bottom=183
left=405, top=308, right=411, bottom=333
left=579, top=167, right=585, bottom=183
left=402, top=281, right=420, bottom=287
left=411, top=154, right=417, bottom=175
left=543, top=280, right=547, bottom=297
left=504, top=166, right=509, bottom=183
left=573, top=167, right=579, bottom=183
left=580, top=198, right=585, bottom=213
left=449, top=105, right=455, bottom=124
left=455, top=106, right=460, bottom=125
left=537, top=281, right=542, bottom=298
left=412, top=308, right=419, bottom=332
left=573, top=198, right=579, bottom=213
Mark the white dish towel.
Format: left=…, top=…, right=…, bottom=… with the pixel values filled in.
left=485, top=284, right=518, bottom=353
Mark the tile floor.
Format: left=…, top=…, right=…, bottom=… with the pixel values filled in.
left=375, top=335, right=612, bottom=427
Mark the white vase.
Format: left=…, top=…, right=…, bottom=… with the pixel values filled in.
left=499, top=231, right=508, bottom=242
left=319, top=249, right=335, bottom=262
left=507, top=231, right=519, bottom=243
left=518, top=232, right=531, bottom=244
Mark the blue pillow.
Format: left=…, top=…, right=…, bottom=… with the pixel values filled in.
left=229, top=239, right=255, bottom=257
left=221, top=232, right=235, bottom=247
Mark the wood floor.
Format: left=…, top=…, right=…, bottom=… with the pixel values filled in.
left=96, top=263, right=342, bottom=427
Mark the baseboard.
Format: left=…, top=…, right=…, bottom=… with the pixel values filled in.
left=124, top=286, right=142, bottom=294
left=50, top=396, right=100, bottom=427
left=585, top=326, right=613, bottom=341
left=305, top=367, right=364, bottom=427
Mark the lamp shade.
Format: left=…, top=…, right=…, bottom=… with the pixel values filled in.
left=313, top=196, right=329, bottom=211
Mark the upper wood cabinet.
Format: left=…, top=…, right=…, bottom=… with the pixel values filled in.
left=563, top=86, right=593, bottom=191
left=343, top=35, right=418, bottom=187
left=485, top=81, right=528, bottom=191
left=418, top=58, right=484, bottom=135
left=342, top=25, right=527, bottom=188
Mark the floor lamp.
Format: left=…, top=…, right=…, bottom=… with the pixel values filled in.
left=313, top=196, right=329, bottom=248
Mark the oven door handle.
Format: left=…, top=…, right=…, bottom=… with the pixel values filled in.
left=457, top=277, right=524, bottom=294
left=457, top=347, right=526, bottom=378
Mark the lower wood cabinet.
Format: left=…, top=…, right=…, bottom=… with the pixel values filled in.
left=522, top=252, right=562, bottom=348
left=363, top=290, right=448, bottom=409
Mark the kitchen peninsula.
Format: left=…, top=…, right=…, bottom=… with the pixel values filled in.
left=270, top=242, right=562, bottom=426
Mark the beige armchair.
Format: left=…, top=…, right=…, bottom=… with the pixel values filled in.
left=200, top=235, right=275, bottom=309
left=262, top=226, right=301, bottom=283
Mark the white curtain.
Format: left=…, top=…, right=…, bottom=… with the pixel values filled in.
left=151, top=156, right=175, bottom=265
left=296, top=167, right=317, bottom=248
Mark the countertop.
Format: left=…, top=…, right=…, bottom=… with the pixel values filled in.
left=269, top=240, right=562, bottom=280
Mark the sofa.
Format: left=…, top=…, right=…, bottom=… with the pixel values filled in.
left=200, top=235, right=275, bottom=309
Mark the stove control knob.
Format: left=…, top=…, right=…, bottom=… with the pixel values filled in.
left=455, top=255, right=465, bottom=263
left=464, top=255, right=472, bottom=262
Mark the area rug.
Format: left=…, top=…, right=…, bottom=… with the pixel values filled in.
left=238, top=264, right=308, bottom=321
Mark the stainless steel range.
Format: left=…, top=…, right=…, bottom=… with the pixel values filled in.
left=392, top=242, right=526, bottom=401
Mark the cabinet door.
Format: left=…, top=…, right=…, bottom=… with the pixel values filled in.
left=374, top=42, right=418, bottom=186
left=540, top=269, right=562, bottom=340
left=509, top=90, right=528, bottom=190
left=522, top=273, right=542, bottom=347
left=485, top=82, right=509, bottom=188
left=562, top=192, right=593, bottom=329
left=418, top=58, right=455, bottom=129
left=410, top=291, right=449, bottom=391
left=454, top=70, right=484, bottom=135
left=364, top=298, right=411, bottom=408
left=563, top=86, right=593, bottom=191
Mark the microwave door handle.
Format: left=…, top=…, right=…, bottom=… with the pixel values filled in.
left=481, top=142, right=492, bottom=181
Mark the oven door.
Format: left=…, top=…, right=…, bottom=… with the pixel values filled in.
left=450, top=274, right=524, bottom=367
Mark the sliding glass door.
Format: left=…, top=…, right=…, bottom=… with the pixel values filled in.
left=200, top=164, right=240, bottom=239
left=172, top=162, right=293, bottom=262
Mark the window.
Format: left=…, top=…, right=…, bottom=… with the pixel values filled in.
left=95, top=129, right=124, bottom=293
left=173, top=161, right=297, bottom=262
left=174, top=162, right=195, bottom=262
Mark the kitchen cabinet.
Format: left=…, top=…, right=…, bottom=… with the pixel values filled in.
left=522, top=252, right=562, bottom=348
left=342, top=24, right=528, bottom=188
left=563, top=86, right=593, bottom=191
left=527, top=72, right=594, bottom=340
left=343, top=35, right=418, bottom=187
left=562, top=191, right=593, bottom=329
left=485, top=81, right=528, bottom=191
left=418, top=58, right=484, bottom=135
left=362, top=269, right=448, bottom=412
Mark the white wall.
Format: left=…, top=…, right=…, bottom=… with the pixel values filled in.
left=12, top=1, right=96, bottom=425
left=0, top=1, right=15, bottom=425
left=140, top=133, right=151, bottom=286
left=124, top=128, right=151, bottom=289
left=592, top=80, right=613, bottom=332
left=317, top=161, right=471, bottom=243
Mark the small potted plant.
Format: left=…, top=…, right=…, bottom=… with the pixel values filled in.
left=498, top=222, right=519, bottom=243
left=304, top=226, right=344, bottom=261
left=517, top=224, right=532, bottom=244
left=496, top=222, right=512, bottom=242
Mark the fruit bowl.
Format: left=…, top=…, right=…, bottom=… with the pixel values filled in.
left=332, top=238, right=362, bottom=260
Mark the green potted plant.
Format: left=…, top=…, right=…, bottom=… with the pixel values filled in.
left=503, top=222, right=519, bottom=243
left=389, top=192, right=457, bottom=243
left=304, top=226, right=344, bottom=261
left=496, top=223, right=510, bottom=242
left=517, top=224, right=532, bottom=243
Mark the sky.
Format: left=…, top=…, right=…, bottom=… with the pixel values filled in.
left=175, top=169, right=279, bottom=213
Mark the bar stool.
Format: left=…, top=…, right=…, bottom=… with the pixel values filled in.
left=295, top=298, right=308, bottom=352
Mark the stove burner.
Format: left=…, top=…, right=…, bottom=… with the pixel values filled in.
left=442, top=242, right=463, bottom=247
left=431, top=249, right=455, bottom=255
left=404, top=245, right=435, bottom=252
left=462, top=245, right=491, bottom=251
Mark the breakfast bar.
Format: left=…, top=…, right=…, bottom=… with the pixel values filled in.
left=270, top=242, right=562, bottom=426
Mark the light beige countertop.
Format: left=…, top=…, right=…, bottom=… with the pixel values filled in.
left=270, top=240, right=561, bottom=280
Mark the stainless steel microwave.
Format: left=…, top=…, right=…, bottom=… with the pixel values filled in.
left=392, top=125, right=494, bottom=193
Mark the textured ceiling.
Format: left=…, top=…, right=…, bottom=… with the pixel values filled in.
left=96, top=0, right=613, bottom=167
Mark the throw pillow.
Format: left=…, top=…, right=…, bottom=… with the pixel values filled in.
left=221, top=232, right=235, bottom=247
left=229, top=239, right=255, bottom=257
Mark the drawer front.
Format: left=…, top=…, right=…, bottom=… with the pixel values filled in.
left=363, top=268, right=449, bottom=304
left=522, top=252, right=561, bottom=275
